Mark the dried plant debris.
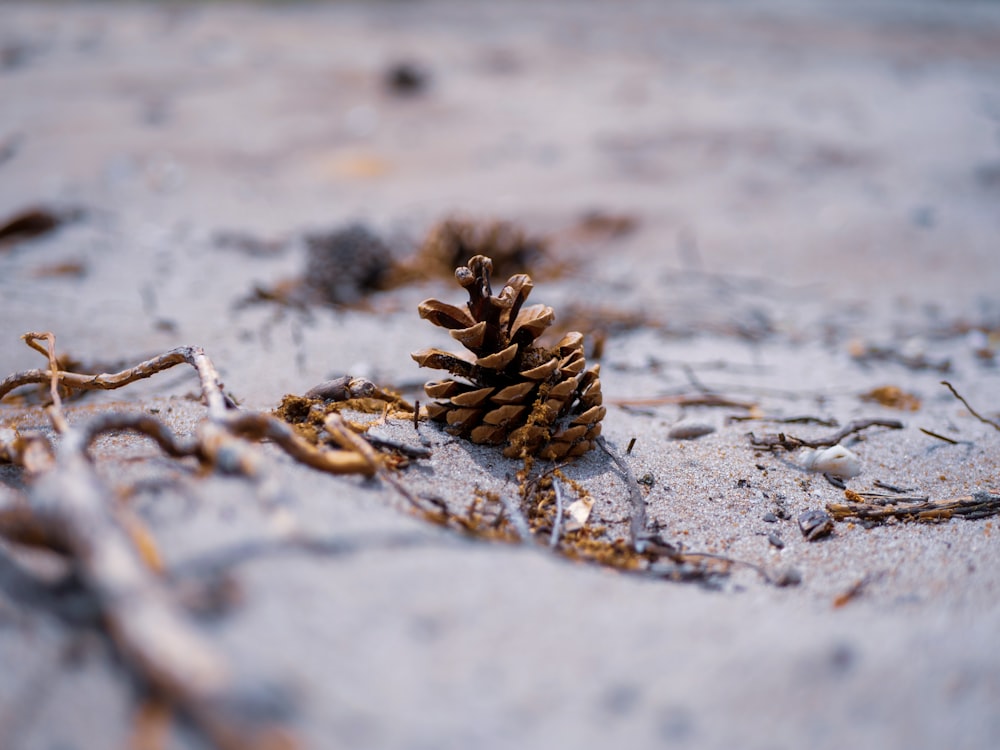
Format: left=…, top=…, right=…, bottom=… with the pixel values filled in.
left=860, top=385, right=921, bottom=411
left=0, top=205, right=84, bottom=250
left=829, top=491, right=1000, bottom=523
left=412, top=254, right=604, bottom=459
left=402, top=218, right=554, bottom=283
left=273, top=378, right=417, bottom=464
left=409, top=461, right=738, bottom=586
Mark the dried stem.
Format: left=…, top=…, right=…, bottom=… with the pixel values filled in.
left=919, top=427, right=960, bottom=445
left=0, top=344, right=233, bottom=416
left=596, top=436, right=646, bottom=545
left=549, top=476, right=566, bottom=549
left=749, top=418, right=904, bottom=451
left=22, top=331, right=69, bottom=433
left=828, top=491, right=1000, bottom=522
left=940, top=380, right=1000, bottom=432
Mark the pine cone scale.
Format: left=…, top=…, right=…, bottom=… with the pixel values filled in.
left=475, top=343, right=519, bottom=370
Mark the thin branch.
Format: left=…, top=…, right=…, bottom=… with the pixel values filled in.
left=22, top=331, right=69, bottom=433
left=941, top=380, right=1000, bottom=432
left=749, top=418, right=903, bottom=451
left=729, top=414, right=839, bottom=428
left=362, top=432, right=433, bottom=459
left=596, top=436, right=646, bottom=546
left=227, top=412, right=374, bottom=476
left=0, top=344, right=235, bottom=416
left=549, top=476, right=566, bottom=549
left=919, top=427, right=959, bottom=445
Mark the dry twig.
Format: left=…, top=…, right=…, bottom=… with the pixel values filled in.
left=749, top=418, right=903, bottom=451
left=940, top=380, right=1000, bottom=432
left=595, top=436, right=646, bottom=545
left=828, top=491, right=1000, bottom=523
left=549, top=476, right=566, bottom=549
left=0, top=333, right=416, bottom=747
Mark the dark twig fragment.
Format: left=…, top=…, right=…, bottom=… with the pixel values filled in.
left=919, top=427, right=960, bottom=445
left=940, top=380, right=1000, bottom=432
left=749, top=419, right=903, bottom=452
left=729, top=414, right=839, bottom=428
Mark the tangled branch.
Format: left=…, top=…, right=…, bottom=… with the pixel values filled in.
left=0, top=332, right=415, bottom=748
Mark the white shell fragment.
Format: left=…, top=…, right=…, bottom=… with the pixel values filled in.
left=668, top=419, right=716, bottom=440
left=565, top=497, right=594, bottom=531
left=801, top=444, right=862, bottom=479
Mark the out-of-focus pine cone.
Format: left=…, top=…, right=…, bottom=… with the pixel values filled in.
left=418, top=218, right=548, bottom=281
left=412, top=255, right=604, bottom=459
left=304, top=224, right=392, bottom=305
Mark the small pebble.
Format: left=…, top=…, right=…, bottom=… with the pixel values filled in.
left=798, top=509, right=834, bottom=541
left=768, top=532, right=785, bottom=549
left=762, top=512, right=778, bottom=523
left=772, top=567, right=803, bottom=587
left=668, top=420, right=715, bottom=440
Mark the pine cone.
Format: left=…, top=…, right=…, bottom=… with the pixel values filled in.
left=412, top=255, right=604, bottom=459
left=303, top=224, right=392, bottom=305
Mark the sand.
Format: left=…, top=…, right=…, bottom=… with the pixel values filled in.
left=1, top=2, right=999, bottom=748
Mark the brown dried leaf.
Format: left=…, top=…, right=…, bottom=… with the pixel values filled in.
left=860, top=385, right=921, bottom=411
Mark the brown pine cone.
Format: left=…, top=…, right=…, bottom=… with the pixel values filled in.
left=412, top=255, right=604, bottom=459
